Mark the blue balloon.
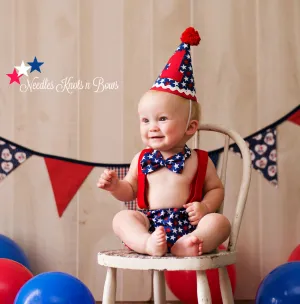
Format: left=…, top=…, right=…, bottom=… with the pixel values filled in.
left=256, top=262, right=300, bottom=303
left=14, top=272, right=95, bottom=304
left=0, top=234, right=30, bottom=270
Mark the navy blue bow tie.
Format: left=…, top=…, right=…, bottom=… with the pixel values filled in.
left=141, top=145, right=191, bottom=175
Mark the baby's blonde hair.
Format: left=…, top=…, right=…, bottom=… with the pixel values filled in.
left=191, top=100, right=201, bottom=122
left=140, top=90, right=201, bottom=122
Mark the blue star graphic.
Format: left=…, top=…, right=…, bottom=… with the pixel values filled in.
left=27, top=56, right=44, bottom=73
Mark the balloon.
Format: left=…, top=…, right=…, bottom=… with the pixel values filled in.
left=15, top=271, right=95, bottom=304
left=256, top=261, right=300, bottom=304
left=0, top=234, right=31, bottom=270
left=0, top=258, right=33, bottom=304
left=288, top=244, right=300, bottom=262
left=165, top=245, right=236, bottom=304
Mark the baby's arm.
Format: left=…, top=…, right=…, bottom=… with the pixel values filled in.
left=201, top=158, right=224, bottom=213
left=97, top=152, right=140, bottom=202
left=184, top=158, right=225, bottom=225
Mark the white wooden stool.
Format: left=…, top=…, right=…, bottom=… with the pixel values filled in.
left=98, top=124, right=252, bottom=304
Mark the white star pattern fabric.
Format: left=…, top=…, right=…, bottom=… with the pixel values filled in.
left=140, top=145, right=191, bottom=175
left=140, top=207, right=197, bottom=253
left=151, top=43, right=197, bottom=100
left=150, top=27, right=200, bottom=101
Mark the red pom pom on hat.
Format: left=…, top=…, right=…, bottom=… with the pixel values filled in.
left=180, top=27, right=201, bottom=46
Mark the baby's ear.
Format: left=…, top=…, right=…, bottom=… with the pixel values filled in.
left=186, top=120, right=199, bottom=135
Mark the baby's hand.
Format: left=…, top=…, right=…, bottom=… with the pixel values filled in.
left=183, top=201, right=209, bottom=226
left=97, top=169, right=119, bottom=192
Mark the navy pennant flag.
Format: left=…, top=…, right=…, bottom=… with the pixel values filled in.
left=208, top=150, right=220, bottom=168
left=0, top=139, right=32, bottom=182
left=231, top=127, right=277, bottom=186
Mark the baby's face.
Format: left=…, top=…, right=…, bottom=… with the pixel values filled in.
left=138, top=91, right=189, bottom=151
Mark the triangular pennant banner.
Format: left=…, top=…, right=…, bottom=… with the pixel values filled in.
left=288, top=108, right=300, bottom=126
left=44, top=158, right=94, bottom=217
left=0, top=139, right=32, bottom=182
left=208, top=150, right=220, bottom=168
left=231, top=127, right=278, bottom=186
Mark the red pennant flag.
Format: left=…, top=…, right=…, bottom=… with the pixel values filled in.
left=44, top=158, right=94, bottom=217
left=288, top=109, right=300, bottom=126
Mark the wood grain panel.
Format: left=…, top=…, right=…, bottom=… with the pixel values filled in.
left=123, top=0, right=153, bottom=160
left=193, top=0, right=257, bottom=151
left=152, top=1, right=191, bottom=300
left=0, top=0, right=299, bottom=301
left=259, top=123, right=300, bottom=278
left=258, top=0, right=300, bottom=127
left=0, top=0, right=15, bottom=238
left=12, top=0, right=78, bottom=276
left=78, top=0, right=151, bottom=301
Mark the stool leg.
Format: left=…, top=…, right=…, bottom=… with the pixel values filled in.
left=219, top=267, right=234, bottom=304
left=153, top=270, right=166, bottom=304
left=103, top=267, right=117, bottom=304
left=196, top=270, right=212, bottom=303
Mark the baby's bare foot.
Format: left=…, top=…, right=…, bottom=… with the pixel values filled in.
left=171, top=235, right=203, bottom=257
left=146, top=226, right=167, bottom=257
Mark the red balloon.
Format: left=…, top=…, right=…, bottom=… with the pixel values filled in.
left=288, top=244, right=300, bottom=262
left=0, top=258, right=33, bottom=304
left=165, top=245, right=236, bottom=304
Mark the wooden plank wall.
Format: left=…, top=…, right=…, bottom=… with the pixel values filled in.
left=0, top=0, right=299, bottom=301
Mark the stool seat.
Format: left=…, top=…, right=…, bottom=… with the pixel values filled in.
left=98, top=249, right=236, bottom=271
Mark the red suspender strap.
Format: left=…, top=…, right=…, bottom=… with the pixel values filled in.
left=137, top=149, right=152, bottom=209
left=190, top=149, right=208, bottom=202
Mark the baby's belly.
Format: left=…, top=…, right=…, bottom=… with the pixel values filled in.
left=146, top=183, right=190, bottom=210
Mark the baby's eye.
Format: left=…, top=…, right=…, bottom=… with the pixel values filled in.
left=159, top=116, right=167, bottom=121
left=141, top=118, right=149, bottom=123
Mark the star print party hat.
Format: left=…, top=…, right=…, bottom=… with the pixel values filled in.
left=150, top=27, right=200, bottom=102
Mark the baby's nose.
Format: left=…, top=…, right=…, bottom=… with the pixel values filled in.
left=149, top=124, right=159, bottom=132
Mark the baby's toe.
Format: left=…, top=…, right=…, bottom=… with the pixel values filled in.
left=157, top=236, right=165, bottom=242
left=190, top=235, right=200, bottom=244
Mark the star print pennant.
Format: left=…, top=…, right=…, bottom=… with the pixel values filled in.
left=0, top=105, right=298, bottom=217
left=208, top=150, right=220, bottom=168
left=231, top=127, right=278, bottom=186
left=0, top=139, right=32, bottom=182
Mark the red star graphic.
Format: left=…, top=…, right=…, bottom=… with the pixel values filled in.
left=6, top=68, right=23, bottom=85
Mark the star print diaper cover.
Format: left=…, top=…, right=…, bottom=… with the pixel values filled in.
left=140, top=207, right=197, bottom=253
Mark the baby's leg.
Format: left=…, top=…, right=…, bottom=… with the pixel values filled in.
left=171, top=213, right=231, bottom=257
left=113, top=210, right=167, bottom=256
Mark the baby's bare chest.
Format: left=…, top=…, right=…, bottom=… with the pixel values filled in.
left=147, top=167, right=194, bottom=186
left=145, top=154, right=198, bottom=208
